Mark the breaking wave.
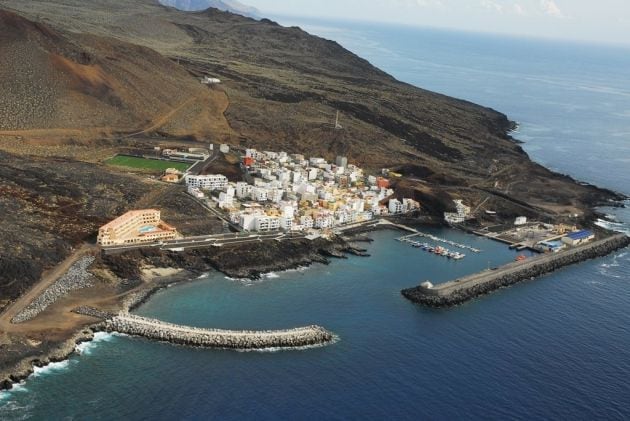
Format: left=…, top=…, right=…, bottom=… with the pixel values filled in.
left=75, top=332, right=117, bottom=355
left=597, top=250, right=630, bottom=280
left=596, top=218, right=630, bottom=235
left=225, top=266, right=312, bottom=285
left=31, top=360, right=72, bottom=378
left=0, top=383, right=27, bottom=403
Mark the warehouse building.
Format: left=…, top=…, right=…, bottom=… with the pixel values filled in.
left=561, top=230, right=595, bottom=246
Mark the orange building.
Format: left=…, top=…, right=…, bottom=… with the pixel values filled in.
left=161, top=173, right=180, bottom=183
left=97, top=209, right=178, bottom=246
left=376, top=177, right=390, bottom=189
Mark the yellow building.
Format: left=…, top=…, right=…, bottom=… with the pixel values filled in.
left=161, top=173, right=180, bottom=183
left=97, top=209, right=178, bottom=246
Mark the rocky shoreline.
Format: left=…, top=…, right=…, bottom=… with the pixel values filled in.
left=1, top=237, right=361, bottom=392
left=0, top=329, right=95, bottom=392
left=97, top=235, right=361, bottom=281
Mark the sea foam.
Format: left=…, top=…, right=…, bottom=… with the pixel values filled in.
left=75, top=331, right=116, bottom=355
left=31, top=360, right=72, bottom=378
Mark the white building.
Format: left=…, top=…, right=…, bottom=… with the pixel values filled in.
left=515, top=216, right=528, bottom=226
left=281, top=205, right=295, bottom=218
left=444, top=200, right=471, bottom=224
left=268, top=189, right=284, bottom=203
left=336, top=156, right=348, bottom=168
left=402, top=198, right=420, bottom=212
left=185, top=174, right=228, bottom=191
left=240, top=214, right=257, bottom=231
left=187, top=186, right=205, bottom=199
left=349, top=199, right=365, bottom=213
left=255, top=216, right=280, bottom=231
left=218, top=192, right=234, bottom=209
left=314, top=214, right=334, bottom=229
left=252, top=187, right=269, bottom=202
left=201, top=76, right=221, bottom=84
left=389, top=199, right=404, bottom=214
left=280, top=216, right=293, bottom=231
left=236, top=182, right=253, bottom=199
left=300, top=216, right=314, bottom=229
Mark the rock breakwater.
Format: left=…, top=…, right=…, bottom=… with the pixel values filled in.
left=402, top=234, right=630, bottom=308
left=98, top=314, right=335, bottom=350
left=11, top=257, right=96, bottom=324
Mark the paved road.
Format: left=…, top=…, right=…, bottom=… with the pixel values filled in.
left=187, top=148, right=220, bottom=176
left=102, top=231, right=307, bottom=254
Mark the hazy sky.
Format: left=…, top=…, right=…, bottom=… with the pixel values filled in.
left=245, top=0, right=630, bottom=45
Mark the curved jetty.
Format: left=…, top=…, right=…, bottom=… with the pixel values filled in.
left=99, top=314, right=334, bottom=350
left=402, top=234, right=630, bottom=308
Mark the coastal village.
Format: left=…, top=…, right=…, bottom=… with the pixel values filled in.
left=4, top=134, right=622, bottom=394
left=96, top=143, right=597, bottom=261
left=97, top=146, right=421, bottom=247
left=184, top=149, right=420, bottom=233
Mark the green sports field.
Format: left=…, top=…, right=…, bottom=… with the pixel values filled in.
left=105, top=155, right=191, bottom=172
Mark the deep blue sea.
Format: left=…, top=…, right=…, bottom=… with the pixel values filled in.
left=2, top=19, right=630, bottom=420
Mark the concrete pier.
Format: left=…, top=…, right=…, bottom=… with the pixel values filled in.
left=402, top=234, right=630, bottom=308
left=99, top=314, right=334, bottom=350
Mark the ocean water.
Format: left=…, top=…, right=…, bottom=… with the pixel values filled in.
left=2, top=20, right=630, bottom=420
left=282, top=18, right=630, bottom=196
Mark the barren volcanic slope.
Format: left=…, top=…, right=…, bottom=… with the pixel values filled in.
left=0, top=9, right=232, bottom=140
left=0, top=0, right=619, bottom=218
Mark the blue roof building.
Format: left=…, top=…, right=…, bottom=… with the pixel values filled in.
left=562, top=230, right=595, bottom=246
left=537, top=240, right=566, bottom=253
left=568, top=230, right=594, bottom=240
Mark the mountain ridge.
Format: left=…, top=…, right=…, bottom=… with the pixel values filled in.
left=159, top=0, right=259, bottom=17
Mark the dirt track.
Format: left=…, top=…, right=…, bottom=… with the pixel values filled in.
left=0, top=243, right=95, bottom=333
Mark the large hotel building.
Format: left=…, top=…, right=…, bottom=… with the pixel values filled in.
left=97, top=209, right=178, bottom=246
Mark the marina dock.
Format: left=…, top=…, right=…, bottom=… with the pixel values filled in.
left=395, top=230, right=482, bottom=260
left=398, top=232, right=481, bottom=252
left=402, top=234, right=630, bottom=308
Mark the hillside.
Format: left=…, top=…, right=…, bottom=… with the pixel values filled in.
left=0, top=9, right=233, bottom=140
left=0, top=0, right=618, bottom=213
left=0, top=0, right=623, bottom=306
left=159, top=0, right=259, bottom=17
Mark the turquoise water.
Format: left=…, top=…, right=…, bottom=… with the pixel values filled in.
left=2, top=20, right=630, bottom=420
